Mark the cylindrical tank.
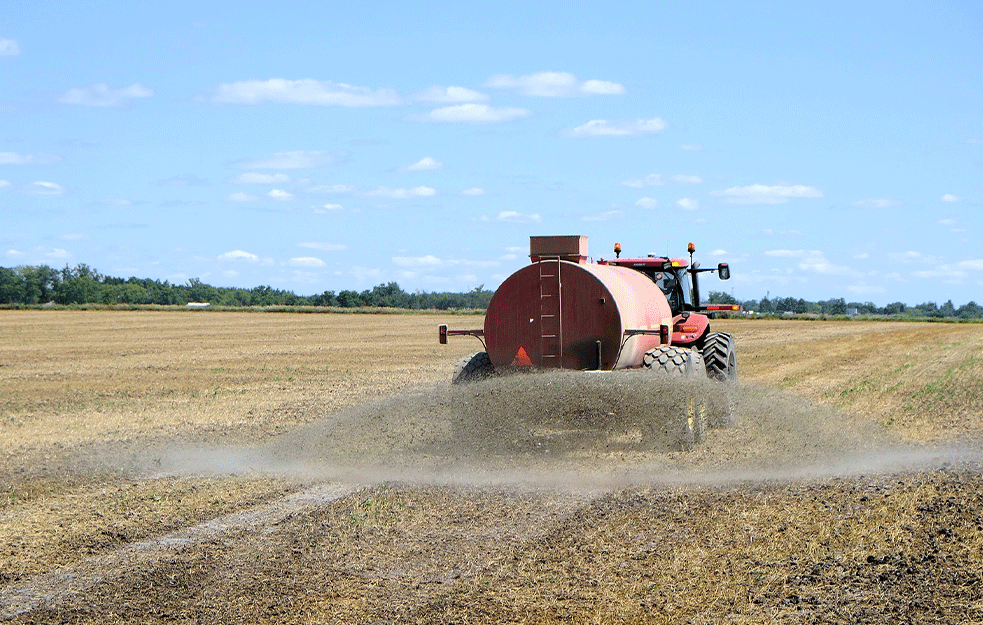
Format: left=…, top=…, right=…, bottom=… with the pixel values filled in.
left=484, top=260, right=673, bottom=370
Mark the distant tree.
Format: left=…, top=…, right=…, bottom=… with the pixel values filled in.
left=0, top=266, right=24, bottom=303
left=311, top=290, right=337, bottom=307
left=883, top=301, right=906, bottom=315
left=913, top=301, right=941, bottom=317
left=939, top=300, right=956, bottom=318
left=187, top=278, right=218, bottom=303
left=708, top=291, right=739, bottom=305
left=957, top=301, right=983, bottom=319
left=18, top=265, right=61, bottom=303
left=822, top=297, right=847, bottom=315
left=336, top=290, right=362, bottom=307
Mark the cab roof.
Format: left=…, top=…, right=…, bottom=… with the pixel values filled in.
left=602, top=256, right=689, bottom=268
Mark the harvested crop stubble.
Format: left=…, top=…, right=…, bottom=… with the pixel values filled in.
left=2, top=312, right=983, bottom=623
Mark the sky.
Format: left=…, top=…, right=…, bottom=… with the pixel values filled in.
left=1, top=2, right=981, bottom=306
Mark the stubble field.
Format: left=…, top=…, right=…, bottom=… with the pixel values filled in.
left=1, top=310, right=982, bottom=623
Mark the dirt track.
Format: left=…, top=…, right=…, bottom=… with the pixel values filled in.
left=1, top=312, right=982, bottom=623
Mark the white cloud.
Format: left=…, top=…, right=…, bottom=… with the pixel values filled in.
left=486, top=72, right=625, bottom=97
left=938, top=218, right=956, bottom=226
left=854, top=198, right=900, bottom=208
left=0, top=39, right=20, bottom=56
left=622, top=173, right=700, bottom=188
left=635, top=197, right=658, bottom=209
left=416, top=103, right=530, bottom=124
left=714, top=184, right=823, bottom=204
left=941, top=193, right=961, bottom=203
left=461, top=187, right=485, bottom=196
left=365, top=186, right=436, bottom=199
left=681, top=144, right=703, bottom=151
left=583, top=210, right=623, bottom=222
left=671, top=174, right=702, bottom=184
left=887, top=251, right=942, bottom=265
left=298, top=242, right=346, bottom=252
left=307, top=184, right=354, bottom=194
left=566, top=118, right=666, bottom=137
left=46, top=248, right=70, bottom=260
left=764, top=249, right=809, bottom=258
left=210, top=79, right=401, bottom=106
left=6, top=249, right=24, bottom=258
left=581, top=79, right=626, bottom=95
left=483, top=210, right=541, bottom=223
left=268, top=188, right=293, bottom=201
left=846, top=284, right=886, bottom=295
left=227, top=191, right=258, bottom=202
left=798, top=255, right=852, bottom=276
left=957, top=259, right=983, bottom=271
left=710, top=249, right=729, bottom=257
left=313, top=203, right=344, bottom=213
left=30, top=181, right=64, bottom=195
left=676, top=198, right=699, bottom=210
left=0, top=151, right=61, bottom=165
left=228, top=172, right=290, bottom=184
left=412, top=86, right=488, bottom=103
left=218, top=250, right=259, bottom=262
left=622, top=174, right=665, bottom=188
left=230, top=150, right=346, bottom=169
left=59, top=83, right=153, bottom=107
left=404, top=156, right=443, bottom=171
left=289, top=256, right=325, bottom=267
left=393, top=255, right=442, bottom=268
left=0, top=179, right=10, bottom=190
left=766, top=249, right=851, bottom=276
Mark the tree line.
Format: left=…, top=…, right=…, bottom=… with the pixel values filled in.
left=0, top=264, right=493, bottom=310
left=707, top=292, right=983, bottom=320
left=2, top=263, right=981, bottom=318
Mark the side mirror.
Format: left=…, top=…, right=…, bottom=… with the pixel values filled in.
left=717, top=263, right=730, bottom=280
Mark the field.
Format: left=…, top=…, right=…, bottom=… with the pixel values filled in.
left=2, top=311, right=982, bottom=623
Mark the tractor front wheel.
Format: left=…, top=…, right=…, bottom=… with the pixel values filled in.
left=701, top=333, right=738, bottom=428
left=701, top=332, right=737, bottom=382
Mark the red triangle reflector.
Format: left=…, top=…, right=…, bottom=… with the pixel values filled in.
left=512, top=346, right=533, bottom=367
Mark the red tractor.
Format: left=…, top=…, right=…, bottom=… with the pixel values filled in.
left=439, top=236, right=739, bottom=444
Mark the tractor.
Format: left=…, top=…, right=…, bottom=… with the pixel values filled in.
left=439, top=236, right=739, bottom=447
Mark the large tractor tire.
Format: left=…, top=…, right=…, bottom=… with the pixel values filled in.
left=642, top=346, right=708, bottom=450
left=643, top=345, right=705, bottom=376
left=701, top=332, right=737, bottom=428
left=451, top=351, right=494, bottom=384
left=701, top=332, right=737, bottom=382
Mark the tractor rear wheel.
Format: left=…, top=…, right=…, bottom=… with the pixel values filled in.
left=643, top=345, right=704, bottom=376
left=701, top=333, right=737, bottom=428
left=642, top=346, right=708, bottom=449
left=452, top=351, right=494, bottom=384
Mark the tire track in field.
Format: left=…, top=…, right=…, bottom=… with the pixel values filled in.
left=0, top=482, right=359, bottom=620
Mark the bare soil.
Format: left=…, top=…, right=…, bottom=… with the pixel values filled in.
left=1, top=312, right=982, bottom=623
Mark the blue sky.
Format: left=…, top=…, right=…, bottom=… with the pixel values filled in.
left=1, top=1, right=981, bottom=305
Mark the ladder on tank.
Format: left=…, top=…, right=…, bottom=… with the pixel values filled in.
left=539, top=257, right=562, bottom=367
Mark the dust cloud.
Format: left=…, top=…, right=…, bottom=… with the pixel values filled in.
left=156, top=370, right=974, bottom=490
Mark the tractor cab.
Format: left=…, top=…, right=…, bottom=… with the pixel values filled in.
left=602, top=255, right=692, bottom=315
left=600, top=242, right=736, bottom=346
